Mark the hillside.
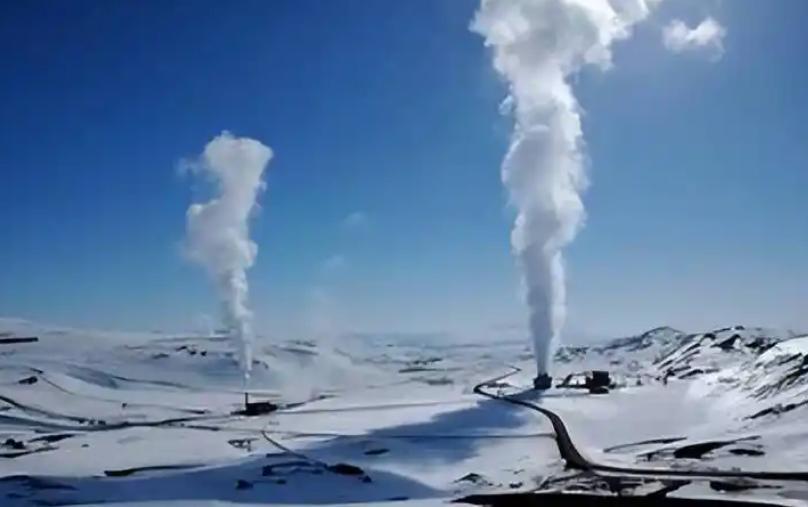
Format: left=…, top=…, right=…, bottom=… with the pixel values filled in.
left=0, top=318, right=807, bottom=505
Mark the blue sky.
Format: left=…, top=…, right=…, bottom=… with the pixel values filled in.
left=1, top=0, right=806, bottom=340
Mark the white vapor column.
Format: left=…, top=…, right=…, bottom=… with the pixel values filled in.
left=184, top=132, right=272, bottom=383
left=472, top=0, right=658, bottom=374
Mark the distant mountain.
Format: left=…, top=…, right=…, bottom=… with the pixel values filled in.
left=557, top=324, right=808, bottom=421
left=555, top=326, right=688, bottom=373
left=599, top=326, right=688, bottom=354
left=651, top=327, right=808, bottom=419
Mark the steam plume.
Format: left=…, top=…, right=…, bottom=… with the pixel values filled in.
left=472, top=0, right=657, bottom=374
left=184, top=132, right=272, bottom=382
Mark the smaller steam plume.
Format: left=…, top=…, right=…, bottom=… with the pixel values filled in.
left=184, top=132, right=273, bottom=383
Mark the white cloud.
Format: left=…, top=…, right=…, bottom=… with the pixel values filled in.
left=322, top=254, right=347, bottom=273
left=662, top=17, right=726, bottom=61
left=308, top=286, right=332, bottom=305
left=341, top=211, right=369, bottom=230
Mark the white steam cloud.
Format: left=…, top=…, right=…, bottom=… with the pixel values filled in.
left=663, top=17, right=726, bottom=61
left=472, top=0, right=658, bottom=374
left=184, top=132, right=272, bottom=383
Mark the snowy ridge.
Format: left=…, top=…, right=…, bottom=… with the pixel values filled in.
left=639, top=326, right=808, bottom=417
left=554, top=322, right=808, bottom=421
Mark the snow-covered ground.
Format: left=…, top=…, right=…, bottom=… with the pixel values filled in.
left=0, top=318, right=807, bottom=505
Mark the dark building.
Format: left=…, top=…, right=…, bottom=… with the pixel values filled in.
left=589, top=370, right=610, bottom=389
left=533, top=373, right=552, bottom=390
left=586, top=370, right=611, bottom=394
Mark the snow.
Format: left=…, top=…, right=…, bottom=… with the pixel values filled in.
left=759, top=335, right=808, bottom=361
left=0, top=318, right=807, bottom=505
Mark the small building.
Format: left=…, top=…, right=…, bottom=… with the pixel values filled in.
left=533, top=373, right=552, bottom=390
left=557, top=370, right=612, bottom=394
left=589, top=370, right=610, bottom=389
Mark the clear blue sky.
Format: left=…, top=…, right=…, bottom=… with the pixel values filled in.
left=1, top=0, right=806, bottom=340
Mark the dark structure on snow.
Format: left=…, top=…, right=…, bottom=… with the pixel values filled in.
left=234, top=392, right=278, bottom=416
left=557, top=370, right=612, bottom=394
left=533, top=373, right=552, bottom=390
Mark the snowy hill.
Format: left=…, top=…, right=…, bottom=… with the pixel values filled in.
left=555, top=326, right=688, bottom=375
left=1, top=318, right=807, bottom=505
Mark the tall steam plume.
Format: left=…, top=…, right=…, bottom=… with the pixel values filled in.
left=472, top=0, right=657, bottom=374
left=184, top=132, right=273, bottom=383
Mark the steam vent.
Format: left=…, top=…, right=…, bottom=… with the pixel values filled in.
left=533, top=373, right=552, bottom=390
